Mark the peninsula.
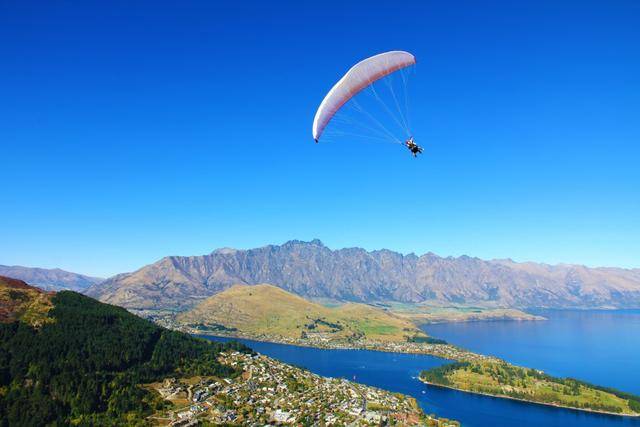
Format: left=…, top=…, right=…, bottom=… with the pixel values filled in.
left=164, top=283, right=640, bottom=418
left=420, top=360, right=640, bottom=417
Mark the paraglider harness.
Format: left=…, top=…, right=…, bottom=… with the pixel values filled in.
left=404, top=137, right=423, bottom=157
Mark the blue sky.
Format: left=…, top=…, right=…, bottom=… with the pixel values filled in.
left=2, top=1, right=639, bottom=277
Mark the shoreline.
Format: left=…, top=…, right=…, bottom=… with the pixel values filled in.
left=189, top=329, right=496, bottom=363
left=419, top=378, right=640, bottom=418
left=193, top=331, right=640, bottom=419
left=412, top=315, right=546, bottom=325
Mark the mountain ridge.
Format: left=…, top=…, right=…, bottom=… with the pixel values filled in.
left=0, top=264, right=103, bottom=291
left=87, top=239, right=640, bottom=311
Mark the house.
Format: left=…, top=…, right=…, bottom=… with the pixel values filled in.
left=272, top=409, right=294, bottom=423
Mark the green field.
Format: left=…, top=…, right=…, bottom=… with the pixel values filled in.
left=377, top=301, right=545, bottom=324
left=420, top=361, right=640, bottom=416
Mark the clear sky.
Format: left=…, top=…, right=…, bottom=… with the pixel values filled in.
left=2, top=1, right=639, bottom=277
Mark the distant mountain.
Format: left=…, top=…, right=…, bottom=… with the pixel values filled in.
left=177, top=283, right=427, bottom=342
left=0, top=265, right=103, bottom=292
left=87, top=239, right=640, bottom=311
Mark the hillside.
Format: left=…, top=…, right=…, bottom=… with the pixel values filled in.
left=0, top=265, right=103, bottom=291
left=388, top=304, right=546, bottom=324
left=0, top=286, right=249, bottom=426
left=0, top=275, right=53, bottom=326
left=87, top=240, right=640, bottom=311
left=177, top=284, right=427, bottom=342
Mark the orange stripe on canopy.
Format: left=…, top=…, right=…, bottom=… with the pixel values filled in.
left=312, top=51, right=416, bottom=142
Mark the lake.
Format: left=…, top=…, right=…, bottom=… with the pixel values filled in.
left=423, top=309, right=640, bottom=395
left=201, top=310, right=640, bottom=427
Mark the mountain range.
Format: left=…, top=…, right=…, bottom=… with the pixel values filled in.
left=86, top=239, right=640, bottom=311
left=0, top=265, right=103, bottom=292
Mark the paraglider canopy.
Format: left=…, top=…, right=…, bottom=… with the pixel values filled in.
left=312, top=51, right=416, bottom=143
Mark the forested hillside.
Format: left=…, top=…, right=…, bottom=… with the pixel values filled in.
left=0, top=290, right=250, bottom=426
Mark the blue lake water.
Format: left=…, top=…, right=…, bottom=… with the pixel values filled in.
left=201, top=310, right=640, bottom=427
left=423, top=309, right=640, bottom=395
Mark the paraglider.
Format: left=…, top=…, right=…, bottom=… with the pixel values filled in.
left=404, top=137, right=423, bottom=157
left=312, top=50, right=420, bottom=157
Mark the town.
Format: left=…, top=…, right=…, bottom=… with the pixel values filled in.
left=147, top=351, right=460, bottom=426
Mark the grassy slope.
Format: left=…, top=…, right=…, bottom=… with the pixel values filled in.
left=178, top=284, right=427, bottom=342
left=378, top=301, right=545, bottom=324
left=399, top=308, right=545, bottom=324
left=0, top=275, right=53, bottom=326
left=421, top=361, right=640, bottom=416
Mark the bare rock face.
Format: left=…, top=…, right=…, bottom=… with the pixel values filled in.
left=0, top=265, right=103, bottom=292
left=86, top=240, right=640, bottom=311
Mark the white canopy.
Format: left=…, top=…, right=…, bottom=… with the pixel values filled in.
left=312, top=51, right=416, bottom=142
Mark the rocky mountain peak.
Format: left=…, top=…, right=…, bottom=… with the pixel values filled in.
left=86, top=240, right=640, bottom=311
